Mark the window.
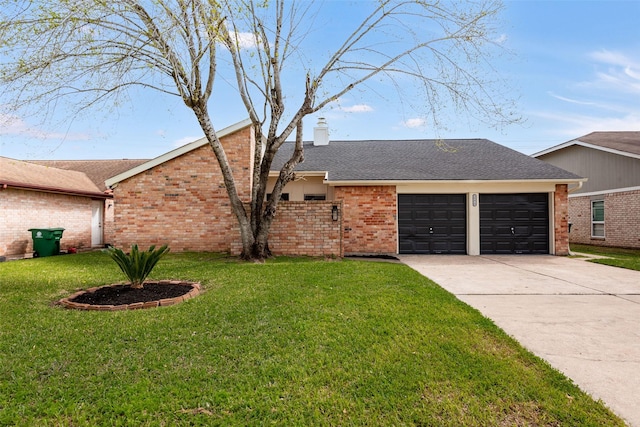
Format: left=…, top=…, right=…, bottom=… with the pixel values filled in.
left=304, top=194, right=326, bottom=201
left=591, top=200, right=604, bottom=238
left=267, top=193, right=289, bottom=201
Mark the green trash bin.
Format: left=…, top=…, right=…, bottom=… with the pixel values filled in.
left=28, top=228, right=65, bottom=257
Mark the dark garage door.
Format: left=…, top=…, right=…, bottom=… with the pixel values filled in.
left=398, top=194, right=466, bottom=254
left=480, top=193, right=549, bottom=254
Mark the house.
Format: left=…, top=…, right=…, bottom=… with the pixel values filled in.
left=105, top=119, right=583, bottom=257
left=533, top=132, right=640, bottom=249
left=0, top=157, right=112, bottom=258
left=29, top=159, right=148, bottom=247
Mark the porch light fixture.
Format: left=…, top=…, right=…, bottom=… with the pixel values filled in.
left=332, top=205, right=339, bottom=221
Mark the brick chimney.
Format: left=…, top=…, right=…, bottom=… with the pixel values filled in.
left=313, top=117, right=329, bottom=146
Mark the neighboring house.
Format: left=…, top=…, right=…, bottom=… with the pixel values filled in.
left=533, top=132, right=640, bottom=249
left=0, top=157, right=112, bottom=258
left=30, top=159, right=148, bottom=247
left=106, top=119, right=582, bottom=257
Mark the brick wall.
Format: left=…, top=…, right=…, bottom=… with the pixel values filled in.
left=553, top=184, right=569, bottom=255
left=568, top=196, right=592, bottom=245
left=569, top=189, right=640, bottom=249
left=334, top=186, right=397, bottom=255
left=230, top=201, right=343, bottom=257
left=112, top=143, right=240, bottom=252
left=113, top=126, right=342, bottom=257
left=0, top=188, right=94, bottom=257
left=605, top=189, right=640, bottom=248
left=104, top=199, right=116, bottom=245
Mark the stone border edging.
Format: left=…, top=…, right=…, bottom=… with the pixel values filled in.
left=58, top=280, right=202, bottom=311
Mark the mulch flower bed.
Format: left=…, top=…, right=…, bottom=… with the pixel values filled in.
left=58, top=281, right=202, bottom=311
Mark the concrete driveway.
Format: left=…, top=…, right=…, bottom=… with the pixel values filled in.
left=399, top=255, right=640, bottom=427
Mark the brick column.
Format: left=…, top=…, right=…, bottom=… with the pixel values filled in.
left=554, top=184, right=569, bottom=255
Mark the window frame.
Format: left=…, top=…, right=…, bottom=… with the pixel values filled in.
left=591, top=199, right=605, bottom=238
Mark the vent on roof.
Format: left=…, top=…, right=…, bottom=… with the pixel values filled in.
left=313, top=117, right=329, bottom=146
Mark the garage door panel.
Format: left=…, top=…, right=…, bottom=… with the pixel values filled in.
left=431, top=210, right=451, bottom=220
left=398, top=194, right=467, bottom=254
left=480, top=193, right=549, bottom=255
left=450, top=211, right=466, bottom=220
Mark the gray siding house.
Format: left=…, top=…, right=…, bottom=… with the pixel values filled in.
left=533, top=132, right=640, bottom=249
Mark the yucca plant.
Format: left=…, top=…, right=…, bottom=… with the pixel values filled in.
left=106, top=244, right=170, bottom=289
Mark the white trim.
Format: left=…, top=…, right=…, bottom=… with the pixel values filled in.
left=105, top=118, right=252, bottom=188
left=532, top=140, right=640, bottom=160
left=568, top=185, right=640, bottom=198
left=531, top=141, right=575, bottom=157
left=268, top=171, right=328, bottom=178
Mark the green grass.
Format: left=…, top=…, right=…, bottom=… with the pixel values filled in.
left=571, top=243, right=640, bottom=271
left=0, top=252, right=624, bottom=426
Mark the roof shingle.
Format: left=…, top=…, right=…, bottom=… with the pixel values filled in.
left=30, top=159, right=149, bottom=191
left=272, top=139, right=582, bottom=181
left=574, top=131, right=640, bottom=156
left=0, top=156, right=105, bottom=196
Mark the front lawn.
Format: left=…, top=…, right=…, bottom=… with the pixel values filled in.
left=571, top=243, right=640, bottom=271
left=0, top=252, right=624, bottom=426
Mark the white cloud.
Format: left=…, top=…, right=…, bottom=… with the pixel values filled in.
left=494, top=34, right=508, bottom=45
left=531, top=110, right=640, bottom=137
left=401, top=118, right=426, bottom=129
left=341, top=104, right=374, bottom=113
left=0, top=113, right=89, bottom=140
left=589, top=49, right=640, bottom=69
left=173, top=136, right=202, bottom=147
left=585, top=49, right=640, bottom=94
left=234, top=32, right=258, bottom=49
left=547, top=92, right=597, bottom=107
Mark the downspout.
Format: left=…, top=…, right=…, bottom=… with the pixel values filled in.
left=568, top=180, right=584, bottom=194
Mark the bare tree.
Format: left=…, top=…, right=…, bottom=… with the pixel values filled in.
left=0, top=0, right=517, bottom=260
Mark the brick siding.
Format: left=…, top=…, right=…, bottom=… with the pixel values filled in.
left=104, top=199, right=116, bottom=245
left=230, top=201, right=343, bottom=257
left=553, top=184, right=569, bottom=255
left=112, top=143, right=240, bottom=252
left=334, top=186, right=397, bottom=255
left=0, top=188, right=94, bottom=257
left=569, top=189, right=640, bottom=249
left=113, top=126, right=343, bottom=256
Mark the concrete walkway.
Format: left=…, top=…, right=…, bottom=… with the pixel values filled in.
left=399, top=255, right=640, bottom=427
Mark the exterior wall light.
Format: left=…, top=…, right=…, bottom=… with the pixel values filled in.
left=332, top=205, right=339, bottom=221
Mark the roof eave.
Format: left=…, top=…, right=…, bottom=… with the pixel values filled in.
left=105, top=118, right=253, bottom=188
left=324, top=178, right=587, bottom=186
left=532, top=140, right=640, bottom=160
left=268, top=170, right=328, bottom=178
left=0, top=181, right=112, bottom=199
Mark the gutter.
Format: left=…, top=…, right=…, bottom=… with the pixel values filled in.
left=0, top=181, right=112, bottom=199
left=322, top=178, right=587, bottom=187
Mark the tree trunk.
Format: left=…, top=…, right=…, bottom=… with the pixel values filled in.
left=245, top=122, right=306, bottom=260
left=190, top=103, right=258, bottom=259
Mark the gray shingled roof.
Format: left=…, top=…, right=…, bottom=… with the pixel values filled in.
left=272, top=139, right=582, bottom=181
left=575, top=131, right=640, bottom=156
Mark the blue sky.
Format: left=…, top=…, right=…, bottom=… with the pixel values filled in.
left=1, top=0, right=639, bottom=160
